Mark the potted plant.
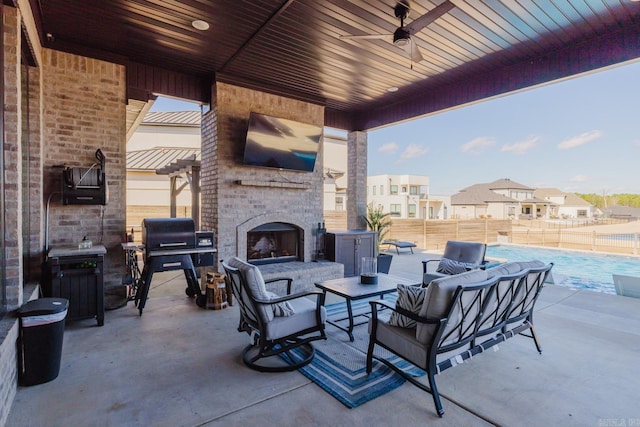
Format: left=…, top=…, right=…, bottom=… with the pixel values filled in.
left=362, top=203, right=393, bottom=274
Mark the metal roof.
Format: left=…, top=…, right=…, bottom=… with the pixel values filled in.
left=142, top=111, right=201, bottom=127
left=127, top=148, right=201, bottom=171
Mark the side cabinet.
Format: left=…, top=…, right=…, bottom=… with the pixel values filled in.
left=45, top=246, right=106, bottom=326
left=325, top=231, right=377, bottom=277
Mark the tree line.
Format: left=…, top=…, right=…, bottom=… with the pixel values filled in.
left=577, top=193, right=640, bottom=209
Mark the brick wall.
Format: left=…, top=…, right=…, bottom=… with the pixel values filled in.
left=347, top=131, right=368, bottom=230
left=41, top=49, right=126, bottom=287
left=3, top=4, right=23, bottom=309
left=23, top=64, right=44, bottom=283
left=201, top=83, right=325, bottom=269
left=0, top=319, right=18, bottom=426
left=1, top=7, right=21, bottom=424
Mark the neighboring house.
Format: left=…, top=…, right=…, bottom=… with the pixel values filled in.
left=126, top=111, right=202, bottom=228
left=451, top=178, right=594, bottom=220
left=367, top=174, right=449, bottom=219
left=451, top=178, right=549, bottom=220
left=323, top=131, right=348, bottom=211
left=534, top=188, right=593, bottom=219
left=603, top=206, right=640, bottom=221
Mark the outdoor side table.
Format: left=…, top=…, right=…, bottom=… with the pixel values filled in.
left=315, top=273, right=414, bottom=341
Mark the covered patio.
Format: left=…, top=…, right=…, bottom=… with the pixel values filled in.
left=7, top=251, right=640, bottom=426
left=1, top=1, right=640, bottom=424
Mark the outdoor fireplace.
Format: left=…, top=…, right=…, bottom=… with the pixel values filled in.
left=247, top=222, right=302, bottom=265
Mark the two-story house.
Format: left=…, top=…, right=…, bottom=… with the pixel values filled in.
left=367, top=174, right=450, bottom=219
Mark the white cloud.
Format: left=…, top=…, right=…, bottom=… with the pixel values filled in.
left=398, top=144, right=429, bottom=160
left=501, top=135, right=540, bottom=155
left=558, top=130, right=603, bottom=150
left=460, top=137, right=495, bottom=154
left=378, top=143, right=398, bottom=153
left=570, top=174, right=589, bottom=182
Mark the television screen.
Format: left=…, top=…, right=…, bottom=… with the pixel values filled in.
left=243, top=112, right=322, bottom=172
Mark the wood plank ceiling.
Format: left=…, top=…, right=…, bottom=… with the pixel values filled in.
left=29, top=0, right=640, bottom=130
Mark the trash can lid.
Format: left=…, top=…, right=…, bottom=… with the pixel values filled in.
left=18, top=298, right=69, bottom=317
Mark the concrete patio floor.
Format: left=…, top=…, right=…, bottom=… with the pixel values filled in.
left=7, top=249, right=640, bottom=426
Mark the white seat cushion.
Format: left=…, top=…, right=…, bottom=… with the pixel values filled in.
left=265, top=297, right=326, bottom=340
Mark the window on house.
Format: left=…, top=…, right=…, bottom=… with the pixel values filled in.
left=372, top=186, right=376, bottom=196
left=408, top=204, right=416, bottom=218
left=390, top=204, right=401, bottom=216
left=335, top=197, right=344, bottom=210
left=401, top=186, right=407, bottom=193
left=380, top=185, right=384, bottom=195
left=577, top=210, right=587, bottom=218
left=410, top=186, right=418, bottom=195
left=390, top=185, right=398, bottom=195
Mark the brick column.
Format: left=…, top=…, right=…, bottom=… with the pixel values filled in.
left=346, top=130, right=368, bottom=230
left=3, top=5, right=23, bottom=308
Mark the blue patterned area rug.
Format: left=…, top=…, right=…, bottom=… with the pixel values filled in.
left=284, top=297, right=425, bottom=408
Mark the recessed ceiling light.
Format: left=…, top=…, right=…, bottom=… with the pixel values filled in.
left=192, top=20, right=210, bottom=31
left=387, top=87, right=399, bottom=92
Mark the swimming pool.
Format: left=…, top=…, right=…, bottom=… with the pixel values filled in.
left=485, top=244, right=640, bottom=295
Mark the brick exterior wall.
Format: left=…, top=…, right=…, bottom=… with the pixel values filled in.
left=0, top=319, right=18, bottom=426
left=201, top=83, right=325, bottom=269
left=1, top=6, right=21, bottom=425
left=347, top=131, right=368, bottom=230
left=23, top=64, right=44, bottom=283
left=41, top=49, right=126, bottom=287
left=3, top=4, right=23, bottom=310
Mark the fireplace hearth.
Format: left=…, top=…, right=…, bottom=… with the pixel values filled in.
left=247, top=222, right=302, bottom=265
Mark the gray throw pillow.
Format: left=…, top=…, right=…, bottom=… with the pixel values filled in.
left=436, top=257, right=475, bottom=275
left=265, top=291, right=295, bottom=317
left=388, top=284, right=426, bottom=328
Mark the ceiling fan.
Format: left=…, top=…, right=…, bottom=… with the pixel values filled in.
left=340, top=0, right=455, bottom=63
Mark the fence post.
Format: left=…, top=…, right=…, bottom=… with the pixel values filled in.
left=485, top=218, right=488, bottom=243
left=542, top=229, right=545, bottom=246
left=556, top=229, right=561, bottom=248
left=635, top=233, right=638, bottom=256
left=423, top=219, right=427, bottom=250
left=592, top=231, right=596, bottom=251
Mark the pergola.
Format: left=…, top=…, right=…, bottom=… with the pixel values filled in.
left=155, top=155, right=201, bottom=229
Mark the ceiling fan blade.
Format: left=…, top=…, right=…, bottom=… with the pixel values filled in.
left=405, top=0, right=455, bottom=35
left=410, top=40, right=424, bottom=62
left=340, top=34, right=393, bottom=40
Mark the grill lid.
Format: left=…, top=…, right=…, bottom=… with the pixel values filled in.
left=142, top=218, right=196, bottom=250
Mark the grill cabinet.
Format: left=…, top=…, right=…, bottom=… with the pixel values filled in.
left=45, top=245, right=106, bottom=326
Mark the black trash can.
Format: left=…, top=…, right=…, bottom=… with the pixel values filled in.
left=17, top=297, right=68, bottom=386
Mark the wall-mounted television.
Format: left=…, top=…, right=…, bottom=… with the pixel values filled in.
left=243, top=112, right=322, bottom=172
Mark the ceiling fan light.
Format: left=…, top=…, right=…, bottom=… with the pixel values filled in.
left=393, top=28, right=410, bottom=47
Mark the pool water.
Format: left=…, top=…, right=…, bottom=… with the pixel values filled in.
left=485, top=245, right=640, bottom=295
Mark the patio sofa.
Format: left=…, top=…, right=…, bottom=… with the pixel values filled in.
left=367, top=260, right=554, bottom=416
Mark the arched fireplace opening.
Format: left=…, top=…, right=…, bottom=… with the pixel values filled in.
left=247, top=222, right=302, bottom=265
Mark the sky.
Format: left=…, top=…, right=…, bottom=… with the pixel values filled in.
left=150, top=60, right=640, bottom=196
